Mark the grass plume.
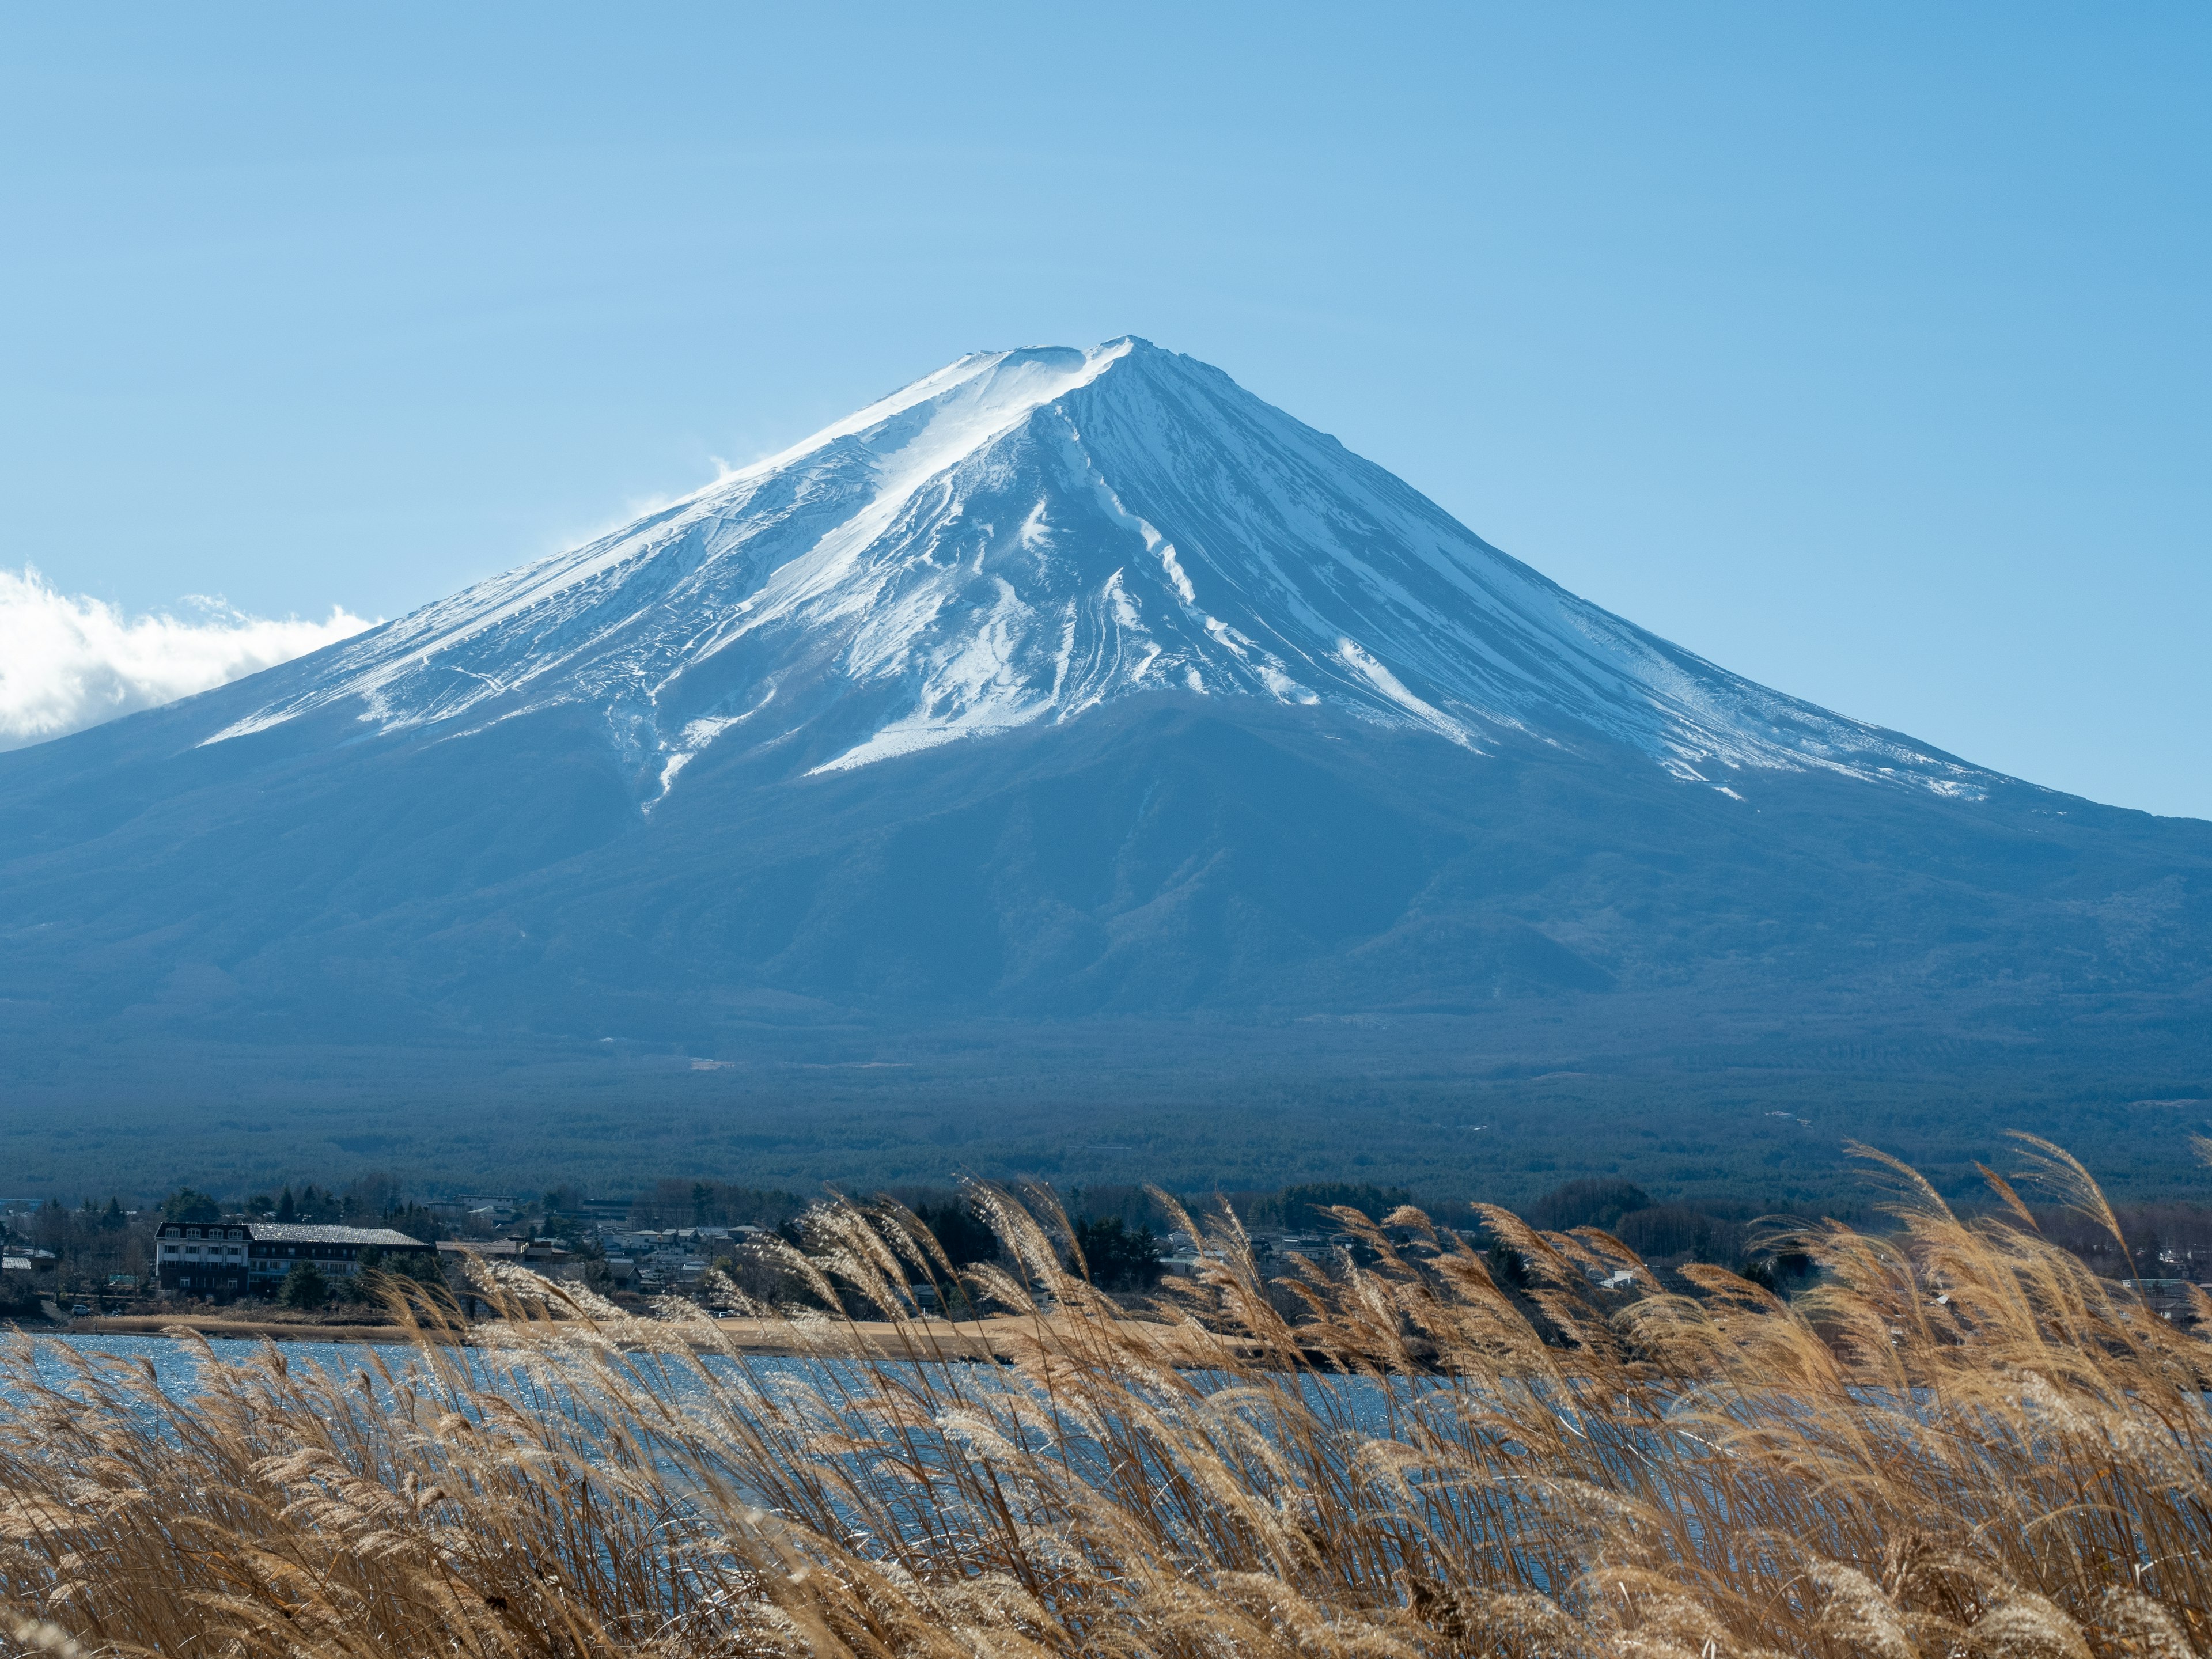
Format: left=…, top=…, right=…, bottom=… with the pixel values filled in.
left=0, top=1139, right=2206, bottom=1655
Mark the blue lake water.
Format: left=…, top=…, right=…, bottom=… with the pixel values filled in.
left=8, top=1334, right=1619, bottom=1586
left=26, top=1332, right=379, bottom=1385
left=20, top=1331, right=1423, bottom=1440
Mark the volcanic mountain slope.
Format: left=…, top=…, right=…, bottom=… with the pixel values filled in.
left=0, top=338, right=2206, bottom=1101
left=197, top=338, right=1990, bottom=797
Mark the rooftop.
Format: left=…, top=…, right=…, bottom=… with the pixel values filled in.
left=158, top=1221, right=429, bottom=1247
left=251, top=1224, right=429, bottom=1246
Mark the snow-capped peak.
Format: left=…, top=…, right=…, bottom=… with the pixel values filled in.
left=725, top=340, right=1135, bottom=494
left=206, top=338, right=1988, bottom=805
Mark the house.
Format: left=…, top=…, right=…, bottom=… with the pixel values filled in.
left=438, top=1238, right=525, bottom=1264
left=2115, top=1277, right=2203, bottom=1324
left=439, top=1238, right=625, bottom=1312
left=154, top=1221, right=434, bottom=1301
left=438, top=1238, right=581, bottom=1281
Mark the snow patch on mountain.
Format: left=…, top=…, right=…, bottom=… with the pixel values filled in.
left=203, top=337, right=1990, bottom=805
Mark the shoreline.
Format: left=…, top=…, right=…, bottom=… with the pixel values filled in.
left=47, top=1312, right=1279, bottom=1367
left=60, top=1315, right=430, bottom=1346
left=54, top=1312, right=1025, bottom=1361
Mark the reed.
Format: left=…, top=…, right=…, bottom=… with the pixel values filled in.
left=0, top=1135, right=2205, bottom=1657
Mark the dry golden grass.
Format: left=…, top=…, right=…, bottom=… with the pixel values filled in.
left=0, top=1136, right=2207, bottom=1657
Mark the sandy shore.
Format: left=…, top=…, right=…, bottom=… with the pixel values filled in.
left=56, top=1312, right=1272, bottom=1366
left=60, top=1312, right=1033, bottom=1361
left=66, top=1315, right=429, bottom=1346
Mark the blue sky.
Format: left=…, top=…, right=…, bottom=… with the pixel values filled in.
left=2, top=5, right=2205, bottom=815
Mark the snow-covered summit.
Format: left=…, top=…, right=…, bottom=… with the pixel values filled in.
left=209, top=337, right=1988, bottom=803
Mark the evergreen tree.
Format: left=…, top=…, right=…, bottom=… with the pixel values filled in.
left=279, top=1261, right=326, bottom=1309
left=914, top=1200, right=998, bottom=1267
left=1069, top=1218, right=1164, bottom=1291
left=162, top=1190, right=221, bottom=1224
left=276, top=1188, right=296, bottom=1223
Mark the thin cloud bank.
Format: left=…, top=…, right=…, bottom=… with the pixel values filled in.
left=0, top=566, right=374, bottom=751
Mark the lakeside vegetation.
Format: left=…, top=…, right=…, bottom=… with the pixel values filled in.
left=17, top=1159, right=2212, bottom=1327
left=0, top=1137, right=2210, bottom=1653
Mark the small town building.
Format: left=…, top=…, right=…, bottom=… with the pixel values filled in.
left=438, top=1238, right=525, bottom=1264
left=437, top=1237, right=572, bottom=1269
left=154, top=1221, right=434, bottom=1301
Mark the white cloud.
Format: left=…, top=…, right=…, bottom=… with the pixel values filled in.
left=0, top=565, right=374, bottom=751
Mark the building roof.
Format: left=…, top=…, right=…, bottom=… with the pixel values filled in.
left=253, top=1224, right=428, bottom=1246
left=158, top=1221, right=429, bottom=1247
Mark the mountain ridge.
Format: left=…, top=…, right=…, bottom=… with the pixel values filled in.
left=0, top=339, right=2205, bottom=1194
left=193, top=337, right=1995, bottom=806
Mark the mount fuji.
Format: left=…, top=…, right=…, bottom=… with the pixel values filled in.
left=203, top=338, right=1987, bottom=800
left=2, top=339, right=2207, bottom=1192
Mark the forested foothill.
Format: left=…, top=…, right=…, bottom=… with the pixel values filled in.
left=2, top=1025, right=2206, bottom=1215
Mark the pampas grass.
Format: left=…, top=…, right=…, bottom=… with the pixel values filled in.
left=0, top=1136, right=2206, bottom=1656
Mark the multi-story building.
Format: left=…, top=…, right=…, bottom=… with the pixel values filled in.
left=153, top=1220, right=435, bottom=1301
